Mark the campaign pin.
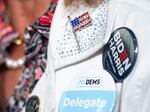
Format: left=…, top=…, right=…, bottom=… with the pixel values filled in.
left=102, top=27, right=138, bottom=82
left=68, top=12, right=92, bottom=32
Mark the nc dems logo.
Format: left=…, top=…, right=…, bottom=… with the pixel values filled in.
left=103, top=27, right=138, bottom=82
left=77, top=77, right=103, bottom=87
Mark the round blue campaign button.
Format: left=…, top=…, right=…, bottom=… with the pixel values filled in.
left=102, top=27, right=138, bottom=82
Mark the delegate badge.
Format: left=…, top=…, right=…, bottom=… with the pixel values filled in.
left=56, top=54, right=116, bottom=112
left=103, top=27, right=138, bottom=82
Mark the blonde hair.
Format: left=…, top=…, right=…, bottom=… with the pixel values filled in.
left=64, top=0, right=101, bottom=7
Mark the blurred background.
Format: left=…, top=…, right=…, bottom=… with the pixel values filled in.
left=0, top=0, right=49, bottom=110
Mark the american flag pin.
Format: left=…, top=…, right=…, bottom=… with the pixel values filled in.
left=68, top=12, right=92, bottom=32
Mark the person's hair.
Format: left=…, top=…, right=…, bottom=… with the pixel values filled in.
left=64, top=0, right=101, bottom=7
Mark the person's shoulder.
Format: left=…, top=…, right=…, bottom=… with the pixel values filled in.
left=115, top=0, right=150, bottom=13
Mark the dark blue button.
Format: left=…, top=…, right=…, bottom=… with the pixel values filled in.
left=102, top=27, right=138, bottom=82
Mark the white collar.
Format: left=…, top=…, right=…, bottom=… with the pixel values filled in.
left=48, top=0, right=117, bottom=70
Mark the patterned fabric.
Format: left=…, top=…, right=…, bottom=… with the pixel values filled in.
left=0, top=0, right=19, bottom=54
left=0, top=18, right=19, bottom=49
left=7, top=0, right=58, bottom=112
